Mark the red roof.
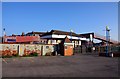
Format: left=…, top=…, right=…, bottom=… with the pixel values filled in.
left=16, top=36, right=39, bottom=42
left=4, top=36, right=40, bottom=43
left=61, top=36, right=71, bottom=44
left=64, top=36, right=71, bottom=43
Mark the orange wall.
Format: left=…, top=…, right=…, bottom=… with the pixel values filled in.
left=64, top=45, right=73, bottom=56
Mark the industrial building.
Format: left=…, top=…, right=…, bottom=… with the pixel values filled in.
left=40, top=30, right=92, bottom=47
left=2, top=29, right=118, bottom=46
left=1, top=29, right=119, bottom=57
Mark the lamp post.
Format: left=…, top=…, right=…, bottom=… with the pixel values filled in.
left=106, top=26, right=110, bottom=57
left=2, top=28, right=5, bottom=43
left=70, top=29, right=73, bottom=43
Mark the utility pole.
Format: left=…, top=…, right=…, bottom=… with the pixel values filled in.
left=70, top=29, right=73, bottom=43
left=106, top=26, right=110, bottom=57
left=2, top=28, right=5, bottom=43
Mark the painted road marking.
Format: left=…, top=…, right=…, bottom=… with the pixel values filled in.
left=2, top=59, right=8, bottom=64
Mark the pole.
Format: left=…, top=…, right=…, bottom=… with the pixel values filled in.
left=106, top=29, right=108, bottom=57
left=2, top=28, right=5, bottom=43
left=71, top=32, right=72, bottom=43
left=70, top=29, right=73, bottom=43
left=106, top=26, right=110, bottom=57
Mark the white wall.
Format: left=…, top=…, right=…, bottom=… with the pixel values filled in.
left=41, top=34, right=87, bottom=41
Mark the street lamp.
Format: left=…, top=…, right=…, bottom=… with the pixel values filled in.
left=70, top=29, right=73, bottom=43
left=106, top=26, right=110, bottom=57
left=2, top=28, right=5, bottom=43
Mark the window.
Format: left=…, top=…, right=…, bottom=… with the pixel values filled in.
left=46, top=46, right=49, bottom=49
left=65, top=46, right=67, bottom=49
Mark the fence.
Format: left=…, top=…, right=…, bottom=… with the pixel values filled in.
left=74, top=45, right=94, bottom=54
left=1, top=44, right=119, bottom=57
left=0, top=44, right=19, bottom=57
left=0, top=44, right=55, bottom=57
left=95, top=45, right=120, bottom=53
left=73, top=45, right=120, bottom=54
left=73, top=46, right=82, bottom=53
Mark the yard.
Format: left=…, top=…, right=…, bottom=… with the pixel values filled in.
left=2, top=53, right=119, bottom=77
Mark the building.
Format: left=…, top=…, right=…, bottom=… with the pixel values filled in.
left=41, top=30, right=91, bottom=47
left=59, top=36, right=74, bottom=56
left=26, top=31, right=45, bottom=36
left=3, top=29, right=117, bottom=46
left=3, top=36, right=40, bottom=44
left=2, top=30, right=96, bottom=46
left=3, top=31, right=47, bottom=44
left=26, top=31, right=47, bottom=44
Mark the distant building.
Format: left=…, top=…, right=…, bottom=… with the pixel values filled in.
left=3, top=36, right=40, bottom=44
left=2, top=29, right=117, bottom=45
left=3, top=31, right=47, bottom=44
left=26, top=31, right=46, bottom=36
left=2, top=30, right=95, bottom=46
left=26, top=31, right=47, bottom=44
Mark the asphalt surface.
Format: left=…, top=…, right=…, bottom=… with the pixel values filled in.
left=2, top=54, right=119, bottom=77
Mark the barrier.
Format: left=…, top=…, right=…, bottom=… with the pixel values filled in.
left=0, top=44, right=55, bottom=57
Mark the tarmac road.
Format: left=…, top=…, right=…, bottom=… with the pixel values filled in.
left=2, top=54, right=119, bottom=77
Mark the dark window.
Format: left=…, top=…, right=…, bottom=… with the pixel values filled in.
left=65, top=46, right=67, bottom=49
left=7, top=39, right=16, bottom=42
left=46, top=46, right=49, bottom=49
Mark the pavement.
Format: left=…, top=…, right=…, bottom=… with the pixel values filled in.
left=2, top=53, right=119, bottom=77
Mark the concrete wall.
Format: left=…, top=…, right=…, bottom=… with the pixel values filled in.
left=0, top=44, right=19, bottom=56
left=19, top=44, right=42, bottom=56
left=42, top=45, right=54, bottom=56
left=0, top=44, right=55, bottom=57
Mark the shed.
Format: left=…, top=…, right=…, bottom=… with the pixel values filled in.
left=59, top=36, right=73, bottom=56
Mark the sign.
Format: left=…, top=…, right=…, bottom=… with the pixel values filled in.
left=5, top=36, right=16, bottom=42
